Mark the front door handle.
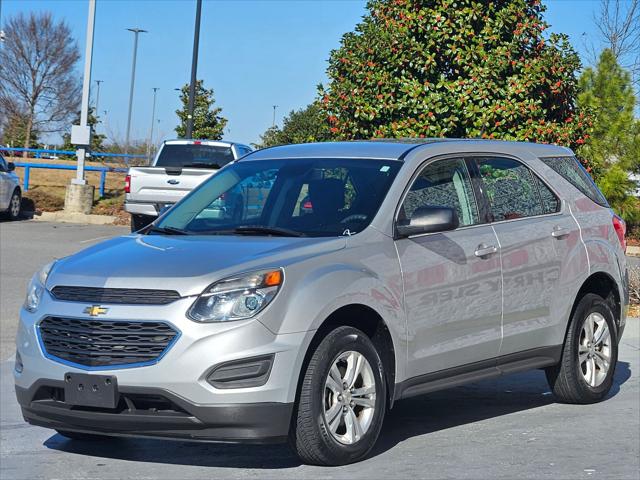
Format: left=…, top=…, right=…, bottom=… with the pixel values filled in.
left=551, top=226, right=570, bottom=238
left=474, top=244, right=498, bottom=258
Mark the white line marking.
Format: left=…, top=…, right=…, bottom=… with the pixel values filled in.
left=79, top=235, right=111, bottom=244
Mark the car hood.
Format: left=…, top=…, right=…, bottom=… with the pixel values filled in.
left=48, top=234, right=347, bottom=297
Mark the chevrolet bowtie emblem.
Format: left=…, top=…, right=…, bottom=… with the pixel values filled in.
left=83, top=305, right=109, bottom=317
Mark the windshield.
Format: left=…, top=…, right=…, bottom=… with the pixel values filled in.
left=155, top=144, right=234, bottom=168
left=154, top=158, right=402, bottom=237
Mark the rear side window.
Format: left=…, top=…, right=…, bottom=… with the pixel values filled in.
left=531, top=174, right=561, bottom=214
left=476, top=157, right=544, bottom=221
left=540, top=156, right=608, bottom=207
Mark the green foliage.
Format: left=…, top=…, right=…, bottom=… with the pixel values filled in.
left=61, top=107, right=106, bottom=152
left=319, top=0, right=588, bottom=149
left=255, top=103, right=330, bottom=148
left=0, top=110, right=40, bottom=147
left=577, top=49, right=640, bottom=225
left=175, top=80, right=227, bottom=140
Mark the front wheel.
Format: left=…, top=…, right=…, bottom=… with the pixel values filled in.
left=290, top=326, right=386, bottom=466
left=546, top=293, right=618, bottom=404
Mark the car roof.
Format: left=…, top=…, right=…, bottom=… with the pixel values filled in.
left=243, top=139, right=572, bottom=162
left=163, top=139, right=250, bottom=148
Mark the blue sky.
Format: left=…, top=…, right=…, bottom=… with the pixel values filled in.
left=2, top=0, right=605, bottom=147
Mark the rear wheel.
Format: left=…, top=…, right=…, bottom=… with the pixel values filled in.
left=130, top=214, right=153, bottom=232
left=546, top=293, right=618, bottom=404
left=290, top=326, right=386, bottom=466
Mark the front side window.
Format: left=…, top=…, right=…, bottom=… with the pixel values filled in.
left=540, top=156, right=608, bottom=206
left=400, top=158, right=479, bottom=227
left=476, top=157, right=544, bottom=221
left=156, top=158, right=401, bottom=237
left=155, top=144, right=235, bottom=169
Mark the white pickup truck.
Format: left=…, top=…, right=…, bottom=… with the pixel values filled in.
left=125, top=139, right=252, bottom=231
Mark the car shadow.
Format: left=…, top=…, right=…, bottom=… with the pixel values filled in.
left=44, top=361, right=632, bottom=469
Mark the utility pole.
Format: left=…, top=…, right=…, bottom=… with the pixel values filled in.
left=147, top=87, right=159, bottom=159
left=73, top=0, right=96, bottom=185
left=94, top=80, right=103, bottom=118
left=66, top=0, right=96, bottom=214
left=272, top=105, right=278, bottom=127
left=186, top=0, right=203, bottom=139
left=125, top=28, right=147, bottom=153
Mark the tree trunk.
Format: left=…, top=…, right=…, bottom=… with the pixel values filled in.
left=23, top=114, right=33, bottom=159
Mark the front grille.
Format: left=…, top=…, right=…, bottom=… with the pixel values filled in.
left=51, top=286, right=181, bottom=305
left=38, top=316, right=179, bottom=368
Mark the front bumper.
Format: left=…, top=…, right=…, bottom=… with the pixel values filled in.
left=14, top=293, right=313, bottom=442
left=17, top=381, right=292, bottom=443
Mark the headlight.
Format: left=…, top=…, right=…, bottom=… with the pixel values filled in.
left=24, top=277, right=44, bottom=313
left=188, top=269, right=284, bottom=323
left=24, top=261, right=56, bottom=313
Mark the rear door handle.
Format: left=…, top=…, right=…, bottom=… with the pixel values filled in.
left=474, top=244, right=498, bottom=258
left=551, top=226, right=570, bottom=238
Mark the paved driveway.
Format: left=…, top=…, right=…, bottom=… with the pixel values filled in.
left=1, top=221, right=638, bottom=479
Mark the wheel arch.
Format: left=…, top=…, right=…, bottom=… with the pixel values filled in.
left=294, top=303, right=398, bottom=410
left=568, top=271, right=621, bottom=338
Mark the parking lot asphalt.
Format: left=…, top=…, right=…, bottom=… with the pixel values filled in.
left=1, top=220, right=639, bottom=479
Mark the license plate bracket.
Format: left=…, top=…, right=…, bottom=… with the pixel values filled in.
left=64, top=372, right=118, bottom=409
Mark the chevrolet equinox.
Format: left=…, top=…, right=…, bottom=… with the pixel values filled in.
left=15, top=140, right=628, bottom=465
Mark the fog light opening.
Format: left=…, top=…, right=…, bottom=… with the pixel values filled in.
left=15, top=351, right=23, bottom=374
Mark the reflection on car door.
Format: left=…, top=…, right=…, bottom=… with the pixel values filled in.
left=0, top=156, right=11, bottom=209
left=396, top=157, right=502, bottom=379
left=474, top=156, right=580, bottom=357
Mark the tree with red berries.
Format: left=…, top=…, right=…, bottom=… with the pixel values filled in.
left=319, top=0, right=590, bottom=150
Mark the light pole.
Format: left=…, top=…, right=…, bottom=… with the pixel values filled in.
left=272, top=105, right=278, bottom=127
left=125, top=28, right=147, bottom=153
left=94, top=79, right=103, bottom=117
left=73, top=0, right=96, bottom=186
left=147, top=87, right=159, bottom=159
left=186, top=0, right=203, bottom=139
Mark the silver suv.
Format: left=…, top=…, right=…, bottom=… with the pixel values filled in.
left=15, top=140, right=628, bottom=465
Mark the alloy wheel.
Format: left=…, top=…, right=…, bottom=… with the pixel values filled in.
left=323, top=350, right=376, bottom=445
left=579, top=312, right=612, bottom=387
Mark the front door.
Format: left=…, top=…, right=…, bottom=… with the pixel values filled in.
left=396, top=157, right=503, bottom=378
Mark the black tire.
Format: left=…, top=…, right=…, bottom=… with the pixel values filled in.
left=130, top=214, right=153, bottom=232
left=290, top=326, right=387, bottom=466
left=56, top=430, right=111, bottom=441
left=6, top=189, right=21, bottom=220
left=546, top=293, right=618, bottom=404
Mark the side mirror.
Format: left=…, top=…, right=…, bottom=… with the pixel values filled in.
left=7, top=162, right=15, bottom=172
left=396, top=206, right=459, bottom=238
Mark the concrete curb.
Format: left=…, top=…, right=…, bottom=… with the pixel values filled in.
left=33, top=211, right=116, bottom=225
left=627, top=246, right=640, bottom=257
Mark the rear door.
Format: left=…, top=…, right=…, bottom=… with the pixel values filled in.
left=472, top=156, right=580, bottom=356
left=396, top=156, right=503, bottom=378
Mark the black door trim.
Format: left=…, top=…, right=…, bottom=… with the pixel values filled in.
left=394, top=345, right=562, bottom=401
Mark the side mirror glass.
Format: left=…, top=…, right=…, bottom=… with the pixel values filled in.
left=7, top=162, right=15, bottom=172
left=396, top=206, right=459, bottom=238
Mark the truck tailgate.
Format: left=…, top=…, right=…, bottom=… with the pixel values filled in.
left=127, top=167, right=217, bottom=203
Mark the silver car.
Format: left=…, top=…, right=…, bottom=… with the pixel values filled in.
left=0, top=153, right=21, bottom=220
left=15, top=140, right=628, bottom=465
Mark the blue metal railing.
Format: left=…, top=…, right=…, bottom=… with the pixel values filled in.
left=2, top=147, right=146, bottom=162
left=14, top=163, right=127, bottom=197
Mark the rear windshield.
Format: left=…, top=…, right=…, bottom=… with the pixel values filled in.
left=155, top=144, right=234, bottom=169
left=540, top=156, right=609, bottom=207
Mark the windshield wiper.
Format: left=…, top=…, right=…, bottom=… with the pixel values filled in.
left=232, top=226, right=307, bottom=237
left=146, top=225, right=190, bottom=235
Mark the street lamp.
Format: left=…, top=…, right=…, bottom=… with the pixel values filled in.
left=147, top=87, right=159, bottom=159
left=94, top=79, right=103, bottom=118
left=125, top=28, right=147, bottom=154
left=186, top=0, right=203, bottom=139
left=272, top=105, right=278, bottom=127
